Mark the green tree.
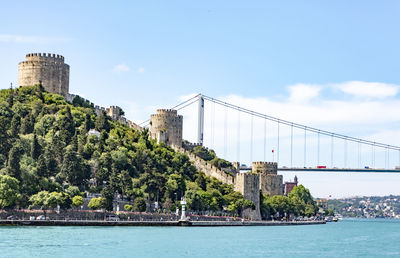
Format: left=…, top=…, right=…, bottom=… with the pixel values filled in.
left=31, top=134, right=42, bottom=160
left=101, top=187, right=114, bottom=211
left=29, top=190, right=50, bottom=210
left=65, top=186, right=82, bottom=197
left=0, top=175, right=20, bottom=208
left=134, top=197, right=146, bottom=212
left=88, top=197, right=106, bottom=210
left=0, top=117, right=11, bottom=157
left=124, top=204, right=133, bottom=211
left=7, top=142, right=23, bottom=180
left=95, top=111, right=110, bottom=132
left=36, top=154, right=48, bottom=177
left=72, top=195, right=84, bottom=208
left=9, top=114, right=20, bottom=137
left=165, top=174, right=186, bottom=201
left=20, top=114, right=34, bottom=134
left=61, top=148, right=90, bottom=187
left=57, top=107, right=75, bottom=143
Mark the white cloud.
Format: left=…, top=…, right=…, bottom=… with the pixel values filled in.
left=137, top=67, right=145, bottom=73
left=288, top=83, right=321, bottom=102
left=0, top=34, right=72, bottom=44
left=336, top=81, right=399, bottom=99
left=113, top=64, right=130, bottom=73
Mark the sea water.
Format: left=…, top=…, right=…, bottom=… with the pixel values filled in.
left=0, top=219, right=399, bottom=257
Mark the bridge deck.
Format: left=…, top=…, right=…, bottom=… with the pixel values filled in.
left=239, top=167, right=400, bottom=173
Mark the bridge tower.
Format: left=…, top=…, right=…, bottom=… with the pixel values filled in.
left=198, top=94, right=204, bottom=145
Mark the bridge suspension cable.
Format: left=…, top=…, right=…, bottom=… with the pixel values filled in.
left=138, top=94, right=201, bottom=127
left=237, top=109, right=240, bottom=162
left=199, top=94, right=400, bottom=152
left=304, top=127, right=307, bottom=168
left=317, top=131, right=320, bottom=166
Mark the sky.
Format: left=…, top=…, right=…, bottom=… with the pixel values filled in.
left=0, top=1, right=399, bottom=198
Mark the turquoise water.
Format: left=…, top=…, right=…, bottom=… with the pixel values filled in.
left=1, top=219, right=399, bottom=257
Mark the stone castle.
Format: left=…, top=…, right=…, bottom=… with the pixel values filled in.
left=18, top=53, right=70, bottom=98
left=150, top=108, right=285, bottom=220
left=149, top=109, right=183, bottom=147
left=17, top=53, right=286, bottom=220
left=17, top=53, right=142, bottom=131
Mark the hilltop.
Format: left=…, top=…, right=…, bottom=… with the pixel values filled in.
left=0, top=85, right=256, bottom=215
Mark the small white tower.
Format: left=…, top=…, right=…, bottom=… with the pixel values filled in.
left=180, top=198, right=187, bottom=221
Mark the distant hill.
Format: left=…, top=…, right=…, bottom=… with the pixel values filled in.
left=329, top=195, right=400, bottom=218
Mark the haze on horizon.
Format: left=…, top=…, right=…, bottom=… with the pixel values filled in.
left=0, top=1, right=399, bottom=198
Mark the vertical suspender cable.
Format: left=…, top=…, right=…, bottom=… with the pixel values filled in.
left=211, top=100, right=215, bottom=150
left=264, top=118, right=267, bottom=162
left=250, top=115, right=254, bottom=163
left=304, top=127, right=307, bottom=168
left=237, top=109, right=240, bottom=163
left=224, top=107, right=227, bottom=158
left=344, top=138, right=347, bottom=168
left=358, top=141, right=361, bottom=168
left=291, top=124, right=293, bottom=168
left=331, top=134, right=334, bottom=168
left=387, top=147, right=389, bottom=169
left=277, top=120, right=280, bottom=164
left=317, top=131, right=320, bottom=166
left=373, top=143, right=375, bottom=168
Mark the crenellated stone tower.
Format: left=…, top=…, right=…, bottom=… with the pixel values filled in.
left=253, top=161, right=283, bottom=196
left=18, top=53, right=70, bottom=98
left=150, top=109, right=183, bottom=147
left=234, top=173, right=261, bottom=220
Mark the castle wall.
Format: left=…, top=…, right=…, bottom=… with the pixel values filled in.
left=173, top=146, right=234, bottom=185
left=234, top=173, right=261, bottom=221
left=260, top=174, right=284, bottom=196
left=150, top=109, right=183, bottom=147
left=18, top=53, right=69, bottom=97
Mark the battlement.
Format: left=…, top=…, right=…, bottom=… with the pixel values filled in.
left=155, top=109, right=178, bottom=116
left=252, top=161, right=277, bottom=171
left=252, top=161, right=278, bottom=166
left=25, top=53, right=65, bottom=62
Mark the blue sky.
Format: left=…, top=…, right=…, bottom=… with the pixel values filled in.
left=1, top=1, right=400, bottom=198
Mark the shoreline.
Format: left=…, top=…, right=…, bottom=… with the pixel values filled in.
left=0, top=219, right=325, bottom=227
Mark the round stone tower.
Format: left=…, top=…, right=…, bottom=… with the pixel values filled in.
left=252, top=161, right=278, bottom=175
left=150, top=109, right=183, bottom=147
left=18, top=53, right=69, bottom=97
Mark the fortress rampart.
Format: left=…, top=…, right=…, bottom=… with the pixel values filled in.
left=172, top=146, right=235, bottom=185
left=18, top=53, right=69, bottom=97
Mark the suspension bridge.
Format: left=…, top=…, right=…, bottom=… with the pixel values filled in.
left=140, top=94, right=400, bottom=173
